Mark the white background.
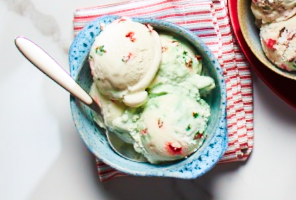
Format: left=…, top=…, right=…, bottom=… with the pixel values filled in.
left=1, top=0, right=296, bottom=199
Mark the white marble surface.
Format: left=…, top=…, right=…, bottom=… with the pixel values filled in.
left=1, top=0, right=296, bottom=199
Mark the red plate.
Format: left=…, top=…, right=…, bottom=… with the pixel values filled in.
left=228, top=0, right=296, bottom=110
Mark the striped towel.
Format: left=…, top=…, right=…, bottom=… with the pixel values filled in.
left=73, top=0, right=254, bottom=181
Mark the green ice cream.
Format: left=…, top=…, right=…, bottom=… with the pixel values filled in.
left=112, top=85, right=211, bottom=163
left=149, top=33, right=202, bottom=88
left=89, top=31, right=215, bottom=164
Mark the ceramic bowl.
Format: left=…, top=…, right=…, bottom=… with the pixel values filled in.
left=69, top=15, right=227, bottom=179
left=238, top=0, right=296, bottom=80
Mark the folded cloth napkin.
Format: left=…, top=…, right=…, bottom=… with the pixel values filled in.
left=73, top=0, right=254, bottom=181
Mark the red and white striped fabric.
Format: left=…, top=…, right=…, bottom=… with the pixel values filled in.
left=73, top=0, right=254, bottom=181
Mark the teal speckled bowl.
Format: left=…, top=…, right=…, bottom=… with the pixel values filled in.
left=69, top=15, right=227, bottom=179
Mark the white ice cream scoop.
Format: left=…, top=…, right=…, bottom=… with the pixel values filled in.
left=89, top=17, right=162, bottom=107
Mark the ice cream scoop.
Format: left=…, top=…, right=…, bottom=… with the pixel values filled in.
left=89, top=17, right=162, bottom=107
left=149, top=33, right=202, bottom=88
left=251, top=0, right=296, bottom=26
left=132, top=93, right=210, bottom=163
left=260, top=14, right=296, bottom=71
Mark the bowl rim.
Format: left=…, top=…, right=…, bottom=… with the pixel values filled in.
left=69, top=15, right=228, bottom=179
left=237, top=0, right=296, bottom=80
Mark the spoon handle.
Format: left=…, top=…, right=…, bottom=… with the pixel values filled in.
left=14, top=36, right=93, bottom=105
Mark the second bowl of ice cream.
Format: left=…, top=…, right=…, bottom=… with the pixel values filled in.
left=69, top=15, right=227, bottom=179
left=238, top=0, right=296, bottom=80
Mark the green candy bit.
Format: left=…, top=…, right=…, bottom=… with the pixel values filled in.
left=193, top=112, right=199, bottom=118
left=172, top=36, right=179, bottom=40
left=186, top=125, right=191, bottom=131
left=183, top=51, right=188, bottom=56
left=95, top=45, right=106, bottom=56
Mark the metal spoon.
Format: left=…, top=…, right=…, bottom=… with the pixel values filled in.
left=15, top=36, right=147, bottom=162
